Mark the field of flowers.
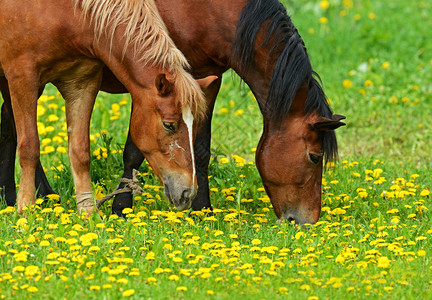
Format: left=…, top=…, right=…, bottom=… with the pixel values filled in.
left=1, top=0, right=431, bottom=299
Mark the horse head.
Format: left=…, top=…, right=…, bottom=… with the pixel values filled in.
left=256, top=81, right=345, bottom=225
left=129, top=73, right=216, bottom=210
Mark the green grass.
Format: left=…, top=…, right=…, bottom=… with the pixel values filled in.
left=0, top=0, right=431, bottom=299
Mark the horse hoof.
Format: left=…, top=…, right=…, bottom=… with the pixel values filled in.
left=78, top=206, right=95, bottom=218
left=17, top=206, right=25, bottom=215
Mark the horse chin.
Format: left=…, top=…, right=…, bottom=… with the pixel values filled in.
left=276, top=205, right=320, bottom=226
left=264, top=184, right=321, bottom=225
left=277, top=212, right=314, bottom=226
left=174, top=200, right=192, bottom=211
left=261, top=178, right=322, bottom=225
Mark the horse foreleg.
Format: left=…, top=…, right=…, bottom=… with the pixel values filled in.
left=0, top=99, right=18, bottom=206
left=191, top=77, right=221, bottom=211
left=6, top=69, right=40, bottom=214
left=56, top=68, right=102, bottom=216
left=34, top=85, right=57, bottom=198
left=112, top=129, right=144, bottom=217
left=1, top=79, right=57, bottom=207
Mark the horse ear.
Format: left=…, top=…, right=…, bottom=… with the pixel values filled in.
left=155, top=74, right=173, bottom=96
left=312, top=114, right=346, bottom=131
left=196, top=75, right=219, bottom=90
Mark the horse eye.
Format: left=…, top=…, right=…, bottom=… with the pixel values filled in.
left=308, top=153, right=321, bottom=164
left=162, top=122, right=176, bottom=133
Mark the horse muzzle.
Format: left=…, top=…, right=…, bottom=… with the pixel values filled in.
left=163, top=174, right=197, bottom=210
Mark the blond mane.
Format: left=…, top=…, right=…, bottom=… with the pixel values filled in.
left=75, top=0, right=206, bottom=119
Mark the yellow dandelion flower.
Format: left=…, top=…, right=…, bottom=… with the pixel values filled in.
left=342, top=79, right=353, bottom=88
left=295, top=232, right=304, bottom=240
left=37, top=105, right=47, bottom=117
left=219, top=157, right=229, bottom=164
left=213, top=230, right=224, bottom=236
left=358, top=191, right=368, bottom=198
left=331, top=208, right=346, bottom=215
left=420, top=189, right=430, bottom=197
left=364, top=79, right=373, bottom=87
left=377, top=256, right=390, bottom=268
left=389, top=96, right=398, bottom=104
left=122, top=208, right=133, bottom=215
left=234, top=109, right=244, bottom=116
left=146, top=277, right=157, bottom=284
left=16, top=218, right=27, bottom=227
left=47, top=252, right=60, bottom=260
left=145, top=252, right=155, bottom=260
left=27, top=286, right=38, bottom=293
left=172, top=257, right=183, bottom=263
left=251, top=239, right=261, bottom=245
left=122, top=289, right=135, bottom=297
left=117, top=278, right=128, bottom=284
left=88, top=246, right=100, bottom=252
left=319, top=17, right=328, bottom=24
left=48, top=114, right=59, bottom=122
left=386, top=208, right=399, bottom=214
left=169, top=275, right=179, bottom=281
left=320, top=0, right=329, bottom=10
left=39, top=240, right=50, bottom=247
left=13, top=266, right=25, bottom=272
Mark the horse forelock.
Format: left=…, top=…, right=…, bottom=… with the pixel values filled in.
left=233, top=0, right=337, bottom=161
left=74, top=0, right=206, bottom=120
left=172, top=70, right=207, bottom=122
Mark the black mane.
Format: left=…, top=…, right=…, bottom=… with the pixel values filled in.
left=232, top=0, right=338, bottom=161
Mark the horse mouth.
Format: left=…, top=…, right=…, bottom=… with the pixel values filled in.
left=277, top=213, right=298, bottom=225
left=175, top=199, right=192, bottom=211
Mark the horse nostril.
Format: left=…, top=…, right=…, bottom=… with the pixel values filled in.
left=181, top=189, right=191, bottom=200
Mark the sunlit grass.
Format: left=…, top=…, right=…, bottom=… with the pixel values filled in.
left=0, top=157, right=431, bottom=299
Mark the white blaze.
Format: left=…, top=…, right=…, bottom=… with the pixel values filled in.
left=182, top=106, right=195, bottom=185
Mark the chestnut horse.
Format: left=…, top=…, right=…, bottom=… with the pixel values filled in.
left=0, top=0, right=345, bottom=224
left=0, top=0, right=212, bottom=214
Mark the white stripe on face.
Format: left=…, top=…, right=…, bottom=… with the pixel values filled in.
left=182, top=106, right=195, bottom=185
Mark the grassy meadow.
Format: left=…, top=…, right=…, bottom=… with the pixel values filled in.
left=1, top=0, right=431, bottom=298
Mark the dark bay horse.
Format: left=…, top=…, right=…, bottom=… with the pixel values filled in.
left=0, top=0, right=214, bottom=214
left=0, top=0, right=345, bottom=224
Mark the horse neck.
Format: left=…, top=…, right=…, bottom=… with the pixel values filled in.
left=232, top=39, right=279, bottom=119
left=228, top=0, right=312, bottom=122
